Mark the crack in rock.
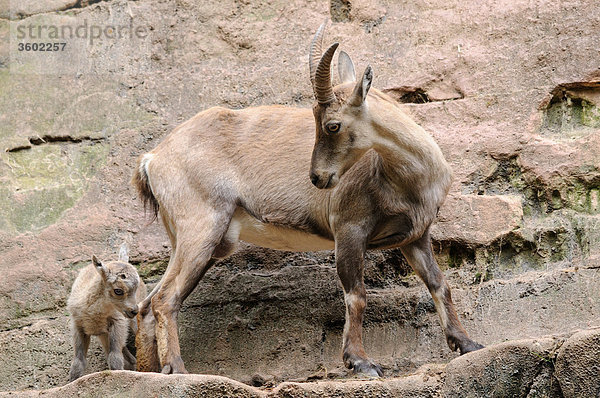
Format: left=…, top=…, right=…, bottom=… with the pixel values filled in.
left=5, top=134, right=105, bottom=153
left=5, top=0, right=109, bottom=21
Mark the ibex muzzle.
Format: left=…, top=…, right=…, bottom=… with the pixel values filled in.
left=308, top=35, right=375, bottom=190
left=133, top=21, right=483, bottom=378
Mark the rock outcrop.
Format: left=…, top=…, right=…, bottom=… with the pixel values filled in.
left=1, top=0, right=599, bottom=394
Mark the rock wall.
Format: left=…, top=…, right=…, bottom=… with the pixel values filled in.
left=0, top=0, right=599, bottom=394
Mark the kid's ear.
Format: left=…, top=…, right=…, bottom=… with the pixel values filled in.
left=118, top=243, right=129, bottom=263
left=92, top=255, right=106, bottom=279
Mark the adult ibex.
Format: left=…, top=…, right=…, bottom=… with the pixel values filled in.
left=133, top=22, right=483, bottom=377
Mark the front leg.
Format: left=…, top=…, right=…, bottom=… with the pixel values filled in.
left=335, top=226, right=383, bottom=377
left=99, top=321, right=128, bottom=370
left=122, top=345, right=137, bottom=370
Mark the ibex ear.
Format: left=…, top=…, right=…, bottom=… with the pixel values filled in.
left=118, top=243, right=129, bottom=263
left=338, top=51, right=356, bottom=84
left=349, top=65, right=373, bottom=106
left=92, top=255, right=106, bottom=279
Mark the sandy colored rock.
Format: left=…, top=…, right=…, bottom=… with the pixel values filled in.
left=6, top=331, right=599, bottom=397
left=432, top=194, right=523, bottom=246
left=519, top=135, right=600, bottom=210
left=1, top=0, right=600, bottom=393
left=3, top=0, right=78, bottom=19
left=3, top=372, right=264, bottom=398
left=442, top=337, right=562, bottom=398
left=554, top=328, right=600, bottom=398
left=270, top=367, right=443, bottom=398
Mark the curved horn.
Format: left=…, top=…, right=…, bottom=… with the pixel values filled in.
left=314, top=42, right=339, bottom=104
left=309, top=20, right=328, bottom=86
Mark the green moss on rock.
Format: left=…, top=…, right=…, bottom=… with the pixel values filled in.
left=137, top=258, right=169, bottom=281
left=544, top=96, right=600, bottom=133
left=0, top=64, right=155, bottom=234
left=0, top=141, right=109, bottom=233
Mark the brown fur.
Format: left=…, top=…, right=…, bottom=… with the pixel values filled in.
left=132, top=23, right=483, bottom=377
left=135, top=308, right=159, bottom=372
left=67, top=245, right=146, bottom=381
left=132, top=158, right=159, bottom=221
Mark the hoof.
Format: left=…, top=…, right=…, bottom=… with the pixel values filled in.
left=345, top=355, right=383, bottom=378
left=161, top=357, right=188, bottom=374
left=447, top=335, right=485, bottom=355
left=459, top=340, right=485, bottom=355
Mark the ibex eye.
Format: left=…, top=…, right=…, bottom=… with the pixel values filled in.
left=326, top=122, right=341, bottom=133
left=114, top=288, right=124, bottom=296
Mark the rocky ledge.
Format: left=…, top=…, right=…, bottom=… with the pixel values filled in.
left=4, top=328, right=598, bottom=398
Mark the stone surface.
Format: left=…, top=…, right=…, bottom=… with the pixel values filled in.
left=2, top=0, right=78, bottom=20
left=442, top=337, right=561, bottom=398
left=4, top=372, right=264, bottom=398
left=432, top=194, right=523, bottom=246
left=7, top=329, right=600, bottom=397
left=1, top=0, right=600, bottom=394
left=554, top=328, right=600, bottom=398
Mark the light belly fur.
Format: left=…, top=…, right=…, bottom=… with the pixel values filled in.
left=231, top=208, right=334, bottom=252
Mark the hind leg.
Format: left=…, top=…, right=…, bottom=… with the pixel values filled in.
left=135, top=228, right=175, bottom=372
left=151, top=203, right=236, bottom=374
left=138, top=210, right=176, bottom=317
left=69, top=326, right=90, bottom=381
left=401, top=229, right=484, bottom=354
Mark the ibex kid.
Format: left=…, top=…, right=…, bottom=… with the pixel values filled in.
left=67, top=244, right=146, bottom=381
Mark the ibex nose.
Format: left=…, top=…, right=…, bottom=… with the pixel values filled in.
left=126, top=307, right=139, bottom=318
left=310, top=171, right=336, bottom=189
left=310, top=172, right=319, bottom=186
